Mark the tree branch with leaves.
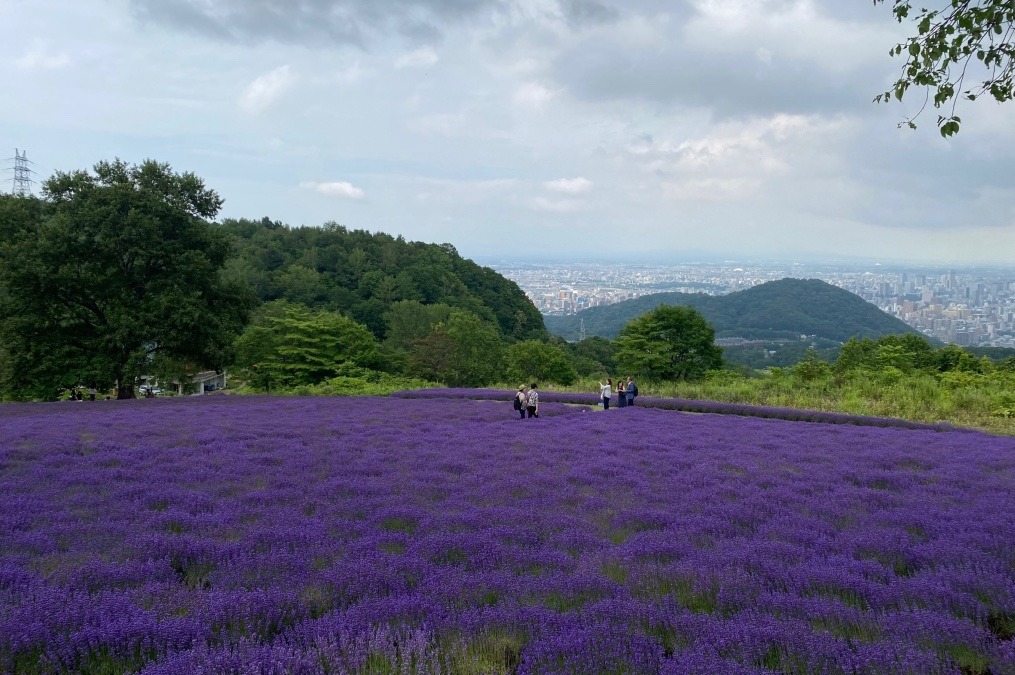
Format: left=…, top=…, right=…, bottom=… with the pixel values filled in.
left=874, top=0, right=1015, bottom=135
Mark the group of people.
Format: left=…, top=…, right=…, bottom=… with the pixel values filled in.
left=67, top=386, right=99, bottom=402
left=512, top=377, right=638, bottom=418
left=598, top=376, right=637, bottom=410
left=514, top=383, right=539, bottom=419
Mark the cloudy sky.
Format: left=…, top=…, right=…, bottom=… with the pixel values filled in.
left=3, top=0, right=1014, bottom=264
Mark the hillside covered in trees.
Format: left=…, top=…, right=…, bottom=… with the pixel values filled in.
left=220, top=218, right=546, bottom=342
left=6, top=160, right=1010, bottom=413
left=545, top=278, right=921, bottom=343
left=0, top=162, right=551, bottom=400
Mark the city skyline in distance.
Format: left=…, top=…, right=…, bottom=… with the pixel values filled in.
left=493, top=259, right=1015, bottom=348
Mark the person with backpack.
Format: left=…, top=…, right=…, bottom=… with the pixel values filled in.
left=598, top=378, right=612, bottom=410
left=626, top=376, right=637, bottom=407
left=513, top=385, right=527, bottom=419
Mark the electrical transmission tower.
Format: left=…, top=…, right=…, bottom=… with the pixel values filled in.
left=7, top=148, right=36, bottom=196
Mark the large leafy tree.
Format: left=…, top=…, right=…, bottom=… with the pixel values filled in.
left=0, top=159, right=250, bottom=400
left=614, top=306, right=723, bottom=381
left=232, top=301, right=378, bottom=391
left=875, top=0, right=1015, bottom=135
left=503, top=340, right=578, bottom=386
left=408, top=310, right=503, bottom=387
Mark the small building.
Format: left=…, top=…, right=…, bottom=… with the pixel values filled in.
left=180, top=371, right=227, bottom=396
left=139, top=371, right=227, bottom=396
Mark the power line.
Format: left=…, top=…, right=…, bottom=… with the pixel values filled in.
left=6, top=148, right=36, bottom=196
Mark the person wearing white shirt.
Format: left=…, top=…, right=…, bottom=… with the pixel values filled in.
left=598, top=378, right=612, bottom=410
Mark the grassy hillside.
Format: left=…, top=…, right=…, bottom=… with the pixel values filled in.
left=546, top=278, right=920, bottom=342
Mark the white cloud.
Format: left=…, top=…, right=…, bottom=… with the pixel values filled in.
left=685, top=0, right=895, bottom=72
left=513, top=82, right=556, bottom=109
left=638, top=114, right=850, bottom=178
left=300, top=181, right=365, bottom=199
left=395, top=47, right=439, bottom=69
left=532, top=197, right=587, bottom=213
left=544, top=177, right=593, bottom=194
left=238, top=65, right=294, bottom=114
left=16, top=46, right=70, bottom=69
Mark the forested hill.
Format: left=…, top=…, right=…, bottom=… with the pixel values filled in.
left=545, top=278, right=921, bottom=342
left=219, top=218, right=547, bottom=341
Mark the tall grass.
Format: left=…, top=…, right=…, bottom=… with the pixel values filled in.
left=528, top=370, right=1015, bottom=436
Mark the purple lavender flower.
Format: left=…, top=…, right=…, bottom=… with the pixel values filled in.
left=0, top=394, right=1011, bottom=673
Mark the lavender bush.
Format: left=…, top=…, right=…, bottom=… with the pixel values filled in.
left=394, top=388, right=962, bottom=432
left=1, top=395, right=1013, bottom=674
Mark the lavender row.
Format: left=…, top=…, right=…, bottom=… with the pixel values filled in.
left=1, top=396, right=1013, bottom=673
left=392, top=388, right=963, bottom=432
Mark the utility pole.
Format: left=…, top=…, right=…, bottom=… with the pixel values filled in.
left=579, top=317, right=586, bottom=342
left=7, top=148, right=35, bottom=196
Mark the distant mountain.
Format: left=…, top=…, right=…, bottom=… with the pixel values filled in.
left=545, top=278, right=921, bottom=343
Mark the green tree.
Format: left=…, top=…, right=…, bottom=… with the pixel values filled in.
left=384, top=300, right=454, bottom=349
left=875, top=0, right=1015, bottom=135
left=232, top=301, right=378, bottom=391
left=274, top=265, right=330, bottom=306
left=792, top=347, right=832, bottom=382
left=614, top=306, right=723, bottom=381
left=567, top=336, right=618, bottom=376
left=876, top=333, right=936, bottom=371
left=835, top=337, right=879, bottom=374
left=503, top=340, right=578, bottom=386
left=932, top=344, right=988, bottom=373
left=0, top=160, right=250, bottom=400
left=408, top=310, right=503, bottom=387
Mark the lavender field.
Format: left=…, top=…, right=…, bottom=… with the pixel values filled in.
left=1, top=395, right=1014, bottom=674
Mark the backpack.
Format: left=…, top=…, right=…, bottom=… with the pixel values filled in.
left=513, top=395, right=522, bottom=410
left=632, top=383, right=639, bottom=397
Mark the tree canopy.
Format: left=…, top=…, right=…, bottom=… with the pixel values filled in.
left=219, top=218, right=546, bottom=343
left=875, top=0, right=1015, bottom=135
left=232, top=301, right=379, bottom=391
left=407, top=310, right=503, bottom=387
left=0, top=159, right=250, bottom=400
left=503, top=340, right=578, bottom=386
left=614, top=306, right=724, bottom=381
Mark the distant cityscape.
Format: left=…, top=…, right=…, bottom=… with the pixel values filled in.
left=488, top=261, right=1015, bottom=348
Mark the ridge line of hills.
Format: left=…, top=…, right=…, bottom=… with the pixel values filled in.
left=544, top=278, right=922, bottom=344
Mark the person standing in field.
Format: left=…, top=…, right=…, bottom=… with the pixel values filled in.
left=616, top=380, right=627, bottom=408
left=514, top=385, right=527, bottom=420
left=526, top=383, right=539, bottom=418
left=626, top=376, right=636, bottom=407
left=599, top=378, right=612, bottom=410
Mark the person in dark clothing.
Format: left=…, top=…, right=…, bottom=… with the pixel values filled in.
left=626, top=377, right=636, bottom=407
